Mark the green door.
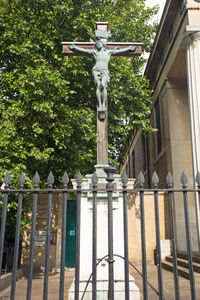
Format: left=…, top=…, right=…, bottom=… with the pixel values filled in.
left=65, top=200, right=76, bottom=268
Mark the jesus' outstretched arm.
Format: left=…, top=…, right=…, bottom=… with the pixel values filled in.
left=69, top=44, right=94, bottom=55
left=110, top=46, right=136, bottom=56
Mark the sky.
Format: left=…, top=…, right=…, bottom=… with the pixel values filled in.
left=146, top=0, right=166, bottom=21
left=141, top=0, right=166, bottom=69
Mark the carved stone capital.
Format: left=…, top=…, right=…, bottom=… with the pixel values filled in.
left=177, top=26, right=200, bottom=51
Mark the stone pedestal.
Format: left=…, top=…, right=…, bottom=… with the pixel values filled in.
left=68, top=166, right=140, bottom=299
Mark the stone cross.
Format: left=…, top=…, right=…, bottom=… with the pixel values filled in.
left=62, top=22, right=142, bottom=166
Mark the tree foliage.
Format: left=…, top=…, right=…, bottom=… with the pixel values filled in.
left=0, top=0, right=158, bottom=184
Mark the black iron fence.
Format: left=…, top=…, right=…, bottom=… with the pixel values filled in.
left=0, top=167, right=199, bottom=300
left=1, top=246, right=21, bottom=274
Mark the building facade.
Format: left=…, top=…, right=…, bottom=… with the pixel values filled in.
left=121, top=0, right=200, bottom=253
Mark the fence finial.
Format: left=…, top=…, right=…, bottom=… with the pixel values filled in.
left=47, top=171, right=54, bottom=187
left=19, top=172, right=25, bottom=188
left=196, top=171, right=200, bottom=187
left=92, top=171, right=98, bottom=186
left=180, top=171, right=188, bottom=187
left=33, top=171, right=40, bottom=188
left=138, top=171, right=145, bottom=187
left=62, top=171, right=69, bottom=187
left=4, top=172, right=11, bottom=186
left=121, top=171, right=128, bottom=186
left=166, top=172, right=173, bottom=187
left=152, top=171, right=159, bottom=187
left=76, top=171, right=83, bottom=187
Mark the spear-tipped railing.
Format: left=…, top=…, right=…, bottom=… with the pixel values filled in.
left=0, top=169, right=199, bottom=300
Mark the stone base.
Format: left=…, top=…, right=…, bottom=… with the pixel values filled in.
left=68, top=168, right=139, bottom=299
left=68, top=277, right=140, bottom=300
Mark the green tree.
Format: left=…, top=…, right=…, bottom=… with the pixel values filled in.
left=0, top=0, right=158, bottom=185
left=0, top=0, right=158, bottom=252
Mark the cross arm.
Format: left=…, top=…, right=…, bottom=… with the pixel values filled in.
left=62, top=42, right=142, bottom=57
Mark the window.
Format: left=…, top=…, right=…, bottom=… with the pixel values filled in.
left=155, top=100, right=162, bottom=155
left=142, top=136, right=147, bottom=171
left=132, top=151, right=135, bottom=179
left=160, top=49, right=164, bottom=65
left=168, top=26, right=173, bottom=43
left=180, top=0, right=186, bottom=14
left=153, top=70, right=157, bottom=83
left=126, top=164, right=128, bottom=177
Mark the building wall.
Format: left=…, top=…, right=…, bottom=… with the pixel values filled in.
left=147, top=79, right=192, bottom=188
left=133, top=136, right=145, bottom=180
left=128, top=192, right=170, bottom=264
left=21, top=194, right=62, bottom=276
left=165, top=80, right=192, bottom=186
left=121, top=0, right=200, bottom=253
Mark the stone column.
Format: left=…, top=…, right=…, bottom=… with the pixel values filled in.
left=186, top=30, right=200, bottom=252
left=179, top=27, right=200, bottom=251
left=186, top=30, right=200, bottom=177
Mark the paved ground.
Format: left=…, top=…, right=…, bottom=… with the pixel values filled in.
left=0, top=270, right=75, bottom=300
left=131, top=265, right=200, bottom=300
left=0, top=265, right=200, bottom=299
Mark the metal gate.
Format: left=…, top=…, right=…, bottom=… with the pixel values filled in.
left=0, top=166, right=199, bottom=299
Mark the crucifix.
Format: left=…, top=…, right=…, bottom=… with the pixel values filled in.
left=62, top=22, right=142, bottom=166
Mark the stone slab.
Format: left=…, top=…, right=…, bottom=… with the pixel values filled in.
left=68, top=278, right=140, bottom=300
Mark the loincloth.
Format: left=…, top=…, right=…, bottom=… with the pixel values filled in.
left=92, top=69, right=110, bottom=87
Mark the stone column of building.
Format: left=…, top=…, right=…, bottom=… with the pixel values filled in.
left=180, top=26, right=200, bottom=251
left=186, top=29, right=200, bottom=177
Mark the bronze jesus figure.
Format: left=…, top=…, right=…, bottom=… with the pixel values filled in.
left=70, top=38, right=136, bottom=120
